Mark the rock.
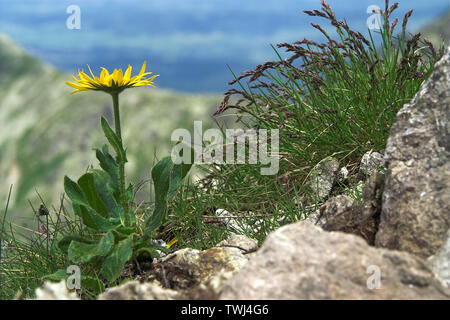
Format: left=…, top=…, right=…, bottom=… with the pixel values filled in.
left=338, top=166, right=349, bottom=182
left=359, top=172, right=384, bottom=221
left=34, top=280, right=79, bottom=300
left=427, top=230, right=450, bottom=288
left=349, top=181, right=365, bottom=197
left=375, top=47, right=450, bottom=258
left=307, top=156, right=340, bottom=200
left=359, top=150, right=385, bottom=178
left=98, top=281, right=178, bottom=300
left=162, top=246, right=247, bottom=285
left=219, top=223, right=450, bottom=299
left=303, top=207, right=323, bottom=226
left=99, top=244, right=250, bottom=300
left=217, top=234, right=258, bottom=253
left=217, top=235, right=259, bottom=260
left=308, top=194, right=356, bottom=228
left=305, top=173, right=384, bottom=245
left=160, top=246, right=248, bottom=298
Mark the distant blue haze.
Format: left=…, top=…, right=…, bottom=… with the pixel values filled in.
left=0, top=0, right=448, bottom=92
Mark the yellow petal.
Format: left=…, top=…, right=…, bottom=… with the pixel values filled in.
left=124, top=65, right=132, bottom=81
left=116, top=69, right=124, bottom=85
left=66, top=81, right=84, bottom=89
left=166, top=237, right=178, bottom=249
left=87, top=65, right=96, bottom=79
left=101, top=67, right=110, bottom=79
left=138, top=61, right=147, bottom=76
left=79, top=71, right=93, bottom=82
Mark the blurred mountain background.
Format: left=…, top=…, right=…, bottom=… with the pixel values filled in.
left=421, top=10, right=450, bottom=45
left=0, top=33, right=221, bottom=226
left=1, top=0, right=448, bottom=92
left=0, top=0, right=448, bottom=226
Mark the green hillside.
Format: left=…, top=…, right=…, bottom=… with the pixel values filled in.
left=0, top=33, right=221, bottom=226
left=420, top=11, right=450, bottom=46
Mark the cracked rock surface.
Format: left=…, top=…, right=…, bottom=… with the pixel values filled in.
left=375, top=47, right=450, bottom=258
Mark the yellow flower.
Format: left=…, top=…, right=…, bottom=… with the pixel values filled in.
left=66, top=61, right=158, bottom=94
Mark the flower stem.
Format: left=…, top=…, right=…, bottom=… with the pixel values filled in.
left=111, top=92, right=129, bottom=225
left=112, top=92, right=122, bottom=140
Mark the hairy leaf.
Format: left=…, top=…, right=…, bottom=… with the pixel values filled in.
left=68, top=232, right=115, bottom=264
left=101, top=237, right=133, bottom=283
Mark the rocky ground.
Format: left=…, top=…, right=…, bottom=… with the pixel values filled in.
left=36, top=47, right=450, bottom=300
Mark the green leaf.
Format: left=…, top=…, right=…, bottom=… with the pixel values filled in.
left=73, top=204, right=98, bottom=230
left=78, top=173, right=108, bottom=218
left=152, top=157, right=173, bottom=203
left=102, top=144, right=109, bottom=155
left=76, top=205, right=120, bottom=232
left=92, top=170, right=123, bottom=221
left=145, top=203, right=167, bottom=235
left=144, top=157, right=173, bottom=233
left=144, top=156, right=192, bottom=235
left=65, top=175, right=118, bottom=231
left=95, top=146, right=120, bottom=192
left=136, top=247, right=160, bottom=258
left=58, top=235, right=95, bottom=255
left=68, top=232, right=115, bottom=264
left=81, top=276, right=104, bottom=294
left=126, top=183, right=134, bottom=201
left=43, top=269, right=68, bottom=281
left=101, top=238, right=133, bottom=283
left=113, top=226, right=136, bottom=236
left=167, top=164, right=182, bottom=200
left=101, top=117, right=127, bottom=163
left=64, top=176, right=89, bottom=207
left=168, top=162, right=192, bottom=200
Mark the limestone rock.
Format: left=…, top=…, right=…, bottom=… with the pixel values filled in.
left=427, top=230, right=450, bottom=288
left=338, top=166, right=349, bottom=182
left=375, top=47, right=450, bottom=258
left=98, top=281, right=178, bottom=300
left=99, top=245, right=250, bottom=300
left=217, top=234, right=258, bottom=253
left=34, top=280, right=79, bottom=300
left=162, top=246, right=247, bottom=286
left=305, top=173, right=384, bottom=245
left=219, top=223, right=449, bottom=299
left=159, top=246, right=248, bottom=298
left=307, top=156, right=340, bottom=200
left=359, top=150, right=385, bottom=178
left=307, top=194, right=355, bottom=229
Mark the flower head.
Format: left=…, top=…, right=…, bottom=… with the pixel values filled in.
left=66, top=61, right=158, bottom=94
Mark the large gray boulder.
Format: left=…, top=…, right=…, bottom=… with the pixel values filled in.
left=375, top=48, right=450, bottom=258
left=219, top=223, right=449, bottom=299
